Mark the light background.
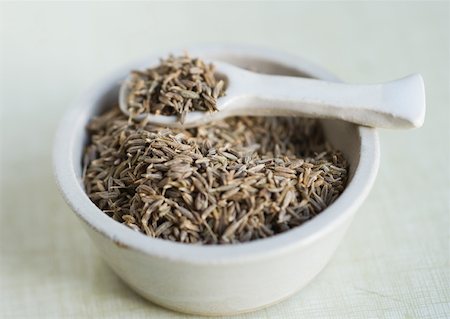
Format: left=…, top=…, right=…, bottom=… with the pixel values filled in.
left=0, top=1, right=449, bottom=318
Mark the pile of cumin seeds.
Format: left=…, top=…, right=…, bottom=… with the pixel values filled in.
left=126, top=54, right=225, bottom=123
left=83, top=107, right=348, bottom=244
left=83, top=106, right=348, bottom=244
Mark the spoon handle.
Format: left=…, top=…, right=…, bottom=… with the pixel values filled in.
left=233, top=71, right=425, bottom=129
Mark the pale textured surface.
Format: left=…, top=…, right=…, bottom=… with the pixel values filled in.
left=0, top=2, right=449, bottom=318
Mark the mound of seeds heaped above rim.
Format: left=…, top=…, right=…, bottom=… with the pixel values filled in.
left=83, top=106, right=349, bottom=245
left=126, top=53, right=226, bottom=123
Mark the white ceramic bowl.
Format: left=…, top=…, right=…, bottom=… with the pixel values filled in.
left=53, top=45, right=380, bottom=316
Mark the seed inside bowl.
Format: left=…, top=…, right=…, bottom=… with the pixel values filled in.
left=83, top=105, right=348, bottom=244
left=126, top=54, right=225, bottom=123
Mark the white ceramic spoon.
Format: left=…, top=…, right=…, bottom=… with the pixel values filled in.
left=119, top=61, right=425, bottom=129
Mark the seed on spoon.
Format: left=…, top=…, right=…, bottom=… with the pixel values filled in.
left=125, top=54, right=226, bottom=123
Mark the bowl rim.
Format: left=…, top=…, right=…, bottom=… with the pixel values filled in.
left=53, top=44, right=380, bottom=265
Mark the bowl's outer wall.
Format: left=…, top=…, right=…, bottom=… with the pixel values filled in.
left=84, top=218, right=352, bottom=315
left=55, top=45, right=379, bottom=315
